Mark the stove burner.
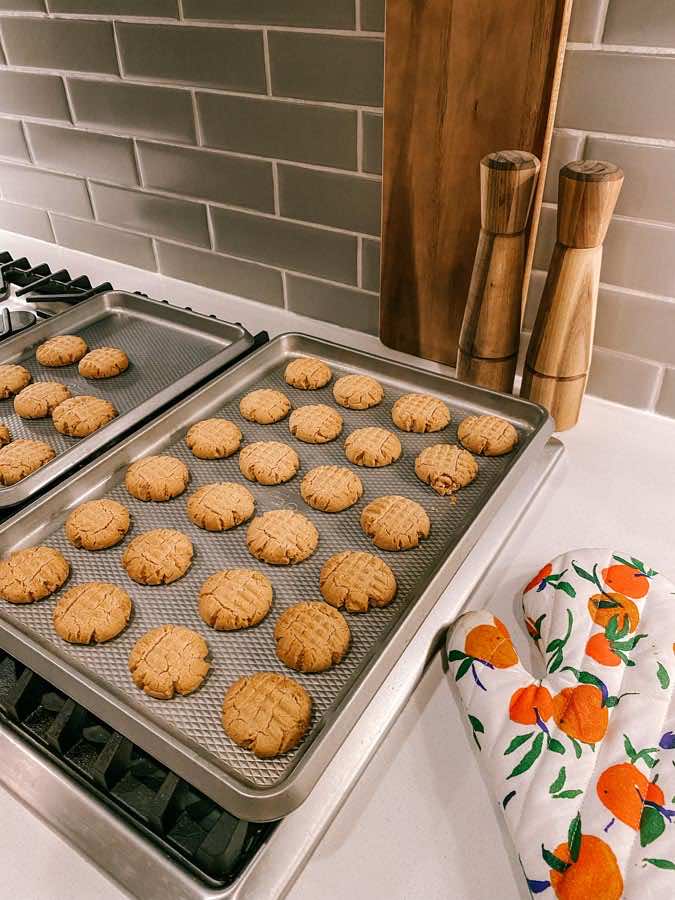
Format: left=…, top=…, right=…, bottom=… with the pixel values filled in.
left=0, top=307, right=38, bottom=338
left=0, top=250, right=112, bottom=305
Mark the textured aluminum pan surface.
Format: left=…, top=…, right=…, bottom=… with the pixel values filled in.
left=0, top=291, right=252, bottom=508
left=0, top=334, right=552, bottom=820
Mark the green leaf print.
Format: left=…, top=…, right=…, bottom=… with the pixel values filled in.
left=556, top=581, right=576, bottom=598
left=504, top=732, right=534, bottom=755
left=640, top=806, right=666, bottom=848
left=447, top=649, right=466, bottom=663
left=547, top=737, right=565, bottom=755
left=571, top=738, right=583, bottom=759
left=507, top=732, right=544, bottom=779
left=571, top=561, right=597, bottom=585
left=455, top=657, right=473, bottom=680
left=542, top=845, right=570, bottom=875
left=657, top=662, right=671, bottom=690
left=468, top=714, right=485, bottom=751
left=568, top=813, right=582, bottom=863
left=553, top=790, right=583, bottom=800
left=502, top=790, right=516, bottom=809
left=546, top=609, right=574, bottom=674
left=549, top=767, right=566, bottom=794
left=643, top=858, right=675, bottom=870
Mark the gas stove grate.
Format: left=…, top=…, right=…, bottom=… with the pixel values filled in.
left=0, top=649, right=275, bottom=887
left=0, top=250, right=112, bottom=304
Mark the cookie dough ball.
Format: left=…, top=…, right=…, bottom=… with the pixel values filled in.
left=187, top=482, right=255, bottom=532
left=222, top=671, right=312, bottom=758
left=0, top=546, right=69, bottom=604
left=247, top=510, right=318, bottom=566
left=457, top=415, right=519, bottom=456
left=0, top=439, right=55, bottom=485
left=415, top=443, right=478, bottom=496
left=78, top=347, right=129, bottom=379
left=391, top=393, right=451, bottom=433
left=53, top=582, right=132, bottom=644
left=289, top=404, right=343, bottom=444
left=284, top=356, right=332, bottom=390
left=320, top=550, right=397, bottom=613
left=239, top=389, right=291, bottom=424
left=65, top=498, right=130, bottom=550
left=361, top=495, right=430, bottom=551
left=36, top=335, right=88, bottom=367
left=0, top=363, right=31, bottom=399
left=332, top=374, right=384, bottom=410
left=0, top=424, right=10, bottom=448
left=122, top=528, right=193, bottom=585
left=301, top=465, right=363, bottom=513
left=239, top=441, right=300, bottom=486
left=186, top=418, right=242, bottom=459
left=125, top=455, right=189, bottom=502
left=14, top=382, right=71, bottom=418
left=344, top=427, right=401, bottom=467
left=52, top=395, right=117, bottom=437
left=199, top=568, right=273, bottom=631
left=129, top=625, right=209, bottom=700
left=275, top=601, right=350, bottom=673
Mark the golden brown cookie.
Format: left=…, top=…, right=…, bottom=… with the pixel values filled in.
left=14, top=381, right=71, bottom=418
left=414, top=443, right=478, bottom=496
left=391, top=393, right=451, bottom=433
left=199, top=568, right=273, bottom=631
left=0, top=363, right=31, bottom=399
left=222, top=671, right=312, bottom=758
left=239, top=388, right=291, bottom=424
left=288, top=404, right=343, bottom=444
left=0, top=546, right=69, bottom=604
left=186, top=418, right=242, bottom=459
left=78, top=347, right=129, bottom=379
left=52, top=395, right=117, bottom=437
left=457, top=414, right=519, bottom=456
left=284, top=356, right=332, bottom=390
left=53, top=582, right=132, bottom=644
left=301, top=465, right=363, bottom=513
left=344, top=427, right=402, bottom=467
left=122, top=528, right=193, bottom=585
left=0, top=439, right=55, bottom=485
left=36, top=334, right=88, bottom=367
left=65, top=498, right=130, bottom=550
left=247, top=510, right=318, bottom=565
left=0, top=424, right=10, bottom=447
left=332, top=374, right=384, bottom=410
left=360, top=495, right=430, bottom=551
left=239, top=441, right=300, bottom=486
left=275, top=601, right=350, bottom=673
left=320, top=550, right=397, bottom=613
left=187, top=482, right=255, bottom=532
left=129, top=625, right=209, bottom=700
left=125, top=455, right=190, bottom=502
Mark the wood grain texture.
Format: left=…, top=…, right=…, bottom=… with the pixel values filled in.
left=380, top=0, right=572, bottom=367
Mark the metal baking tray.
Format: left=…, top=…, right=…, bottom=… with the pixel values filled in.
left=0, top=290, right=253, bottom=508
left=0, top=333, right=552, bottom=821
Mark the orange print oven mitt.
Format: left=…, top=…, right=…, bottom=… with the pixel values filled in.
left=446, top=548, right=675, bottom=900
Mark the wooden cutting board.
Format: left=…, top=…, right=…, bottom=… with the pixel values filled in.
left=380, top=0, right=573, bottom=367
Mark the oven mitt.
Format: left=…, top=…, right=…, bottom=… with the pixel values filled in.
left=446, top=548, right=675, bottom=900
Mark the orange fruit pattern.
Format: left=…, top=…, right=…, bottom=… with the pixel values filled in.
left=464, top=617, right=518, bottom=668
left=587, top=593, right=639, bottom=633
left=602, top=563, right=649, bottom=599
left=551, top=685, right=608, bottom=744
left=549, top=834, right=623, bottom=900
left=586, top=633, right=621, bottom=667
left=525, top=563, right=552, bottom=593
left=509, top=684, right=553, bottom=725
left=596, top=763, right=664, bottom=830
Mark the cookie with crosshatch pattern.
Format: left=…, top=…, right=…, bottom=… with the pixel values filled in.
left=246, top=509, right=318, bottom=565
left=458, top=414, right=518, bottom=456
left=284, top=356, right=332, bottom=390
left=36, top=334, right=88, bottom=367
left=275, top=601, right=350, bottom=673
left=239, top=440, right=300, bottom=485
left=301, top=464, right=363, bottom=512
left=320, top=550, right=397, bottom=612
left=391, top=393, right=451, bottom=433
left=360, top=495, right=430, bottom=551
left=415, top=443, right=478, bottom=496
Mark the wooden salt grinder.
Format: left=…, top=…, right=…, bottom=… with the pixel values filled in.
left=456, top=151, right=541, bottom=393
left=521, top=161, right=624, bottom=430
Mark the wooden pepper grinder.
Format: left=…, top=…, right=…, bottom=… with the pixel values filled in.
left=456, top=150, right=541, bottom=393
left=521, top=160, right=624, bottom=430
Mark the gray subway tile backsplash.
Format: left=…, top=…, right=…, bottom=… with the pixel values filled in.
left=286, top=273, right=379, bottom=335
left=0, top=161, right=92, bottom=217
left=51, top=214, right=156, bottom=270
left=0, top=199, right=53, bottom=241
left=26, top=123, right=139, bottom=185
left=0, top=118, right=29, bottom=161
left=0, top=0, right=45, bottom=11
left=587, top=347, right=661, bottom=411
left=0, top=70, right=70, bottom=121
left=362, top=111, right=383, bottom=175
left=360, top=0, right=385, bottom=32
left=655, top=368, right=675, bottom=419
left=183, top=0, right=356, bottom=28
left=48, top=1, right=178, bottom=15
left=567, top=0, right=605, bottom=42
left=603, top=0, right=675, bottom=48
left=1, top=17, right=119, bottom=75
left=362, top=238, right=381, bottom=292
left=279, top=165, right=382, bottom=235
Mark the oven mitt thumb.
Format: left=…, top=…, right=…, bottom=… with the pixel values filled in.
left=446, top=548, right=675, bottom=900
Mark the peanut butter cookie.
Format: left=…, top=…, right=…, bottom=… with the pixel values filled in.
left=52, top=395, right=117, bottom=437
left=129, top=625, right=209, bottom=699
left=0, top=363, right=31, bottom=398
left=65, top=498, right=130, bottom=550
left=222, top=671, right=312, bottom=758
left=320, top=550, right=397, bottom=613
left=360, top=495, right=430, bottom=551
left=301, top=465, right=363, bottom=513
left=186, top=418, right=242, bottom=459
left=457, top=414, right=519, bottom=456
left=275, top=601, right=350, bottom=673
left=14, top=381, right=71, bottom=418
left=247, top=509, right=318, bottom=565
left=415, top=443, right=478, bottom=496
left=125, top=455, right=190, bottom=502
left=0, top=545, right=69, bottom=603
left=284, top=356, right=332, bottom=390
left=122, top=528, right=193, bottom=585
left=239, top=388, right=291, bottom=424
left=289, top=404, right=343, bottom=444
left=0, top=439, right=55, bottom=485
left=199, top=568, right=273, bottom=631
left=53, top=582, right=132, bottom=644
left=391, top=393, right=451, bottom=433
left=187, top=482, right=255, bottom=532
left=344, top=426, right=401, bottom=468
left=36, top=334, right=88, bottom=367
left=78, top=347, right=129, bottom=379
left=332, top=374, right=384, bottom=410
left=0, top=424, right=10, bottom=447
left=239, top=441, right=300, bottom=486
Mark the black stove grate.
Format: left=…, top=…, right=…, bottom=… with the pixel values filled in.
left=0, top=649, right=275, bottom=887
left=0, top=250, right=112, bottom=304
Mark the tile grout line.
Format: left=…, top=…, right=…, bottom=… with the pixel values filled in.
left=205, top=205, right=216, bottom=252
left=357, top=235, right=363, bottom=288
left=595, top=0, right=611, bottom=43
left=356, top=109, right=363, bottom=172
left=149, top=236, right=160, bottom=272
left=131, top=138, right=144, bottom=187
left=281, top=269, right=289, bottom=310
left=176, top=0, right=184, bottom=21
left=262, top=28, right=273, bottom=96
left=19, top=121, right=35, bottom=164
left=59, top=75, right=78, bottom=126
left=44, top=209, right=56, bottom=242
left=190, top=90, right=203, bottom=146
left=647, top=366, right=667, bottom=413
left=355, top=0, right=361, bottom=30
left=566, top=40, right=675, bottom=55
left=272, top=161, right=280, bottom=216
left=110, top=19, right=124, bottom=78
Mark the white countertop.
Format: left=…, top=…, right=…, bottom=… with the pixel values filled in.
left=0, top=232, right=674, bottom=900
